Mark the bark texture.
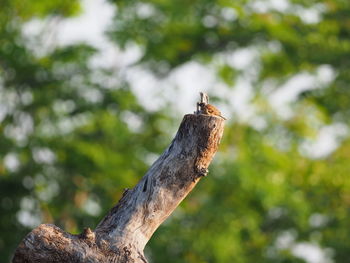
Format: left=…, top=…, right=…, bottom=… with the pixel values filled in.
left=13, top=113, right=225, bottom=263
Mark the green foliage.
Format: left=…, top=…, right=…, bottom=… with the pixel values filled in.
left=0, top=2, right=170, bottom=261
left=1, top=0, right=350, bottom=262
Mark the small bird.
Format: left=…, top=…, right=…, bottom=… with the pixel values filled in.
left=199, top=103, right=226, bottom=120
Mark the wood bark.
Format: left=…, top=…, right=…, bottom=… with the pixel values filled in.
left=13, top=113, right=225, bottom=263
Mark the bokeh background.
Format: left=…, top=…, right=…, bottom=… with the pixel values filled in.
left=1, top=0, right=350, bottom=262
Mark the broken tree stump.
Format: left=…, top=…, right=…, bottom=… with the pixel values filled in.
left=13, top=111, right=225, bottom=263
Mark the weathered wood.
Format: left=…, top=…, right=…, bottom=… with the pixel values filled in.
left=13, top=113, right=225, bottom=263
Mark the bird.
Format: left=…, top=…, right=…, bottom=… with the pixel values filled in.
left=198, top=103, right=226, bottom=120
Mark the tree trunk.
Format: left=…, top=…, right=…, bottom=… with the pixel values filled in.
left=13, top=113, right=225, bottom=263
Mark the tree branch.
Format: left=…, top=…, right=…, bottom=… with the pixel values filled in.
left=13, top=113, right=225, bottom=263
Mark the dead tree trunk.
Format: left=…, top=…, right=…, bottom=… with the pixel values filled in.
left=13, top=113, right=225, bottom=263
